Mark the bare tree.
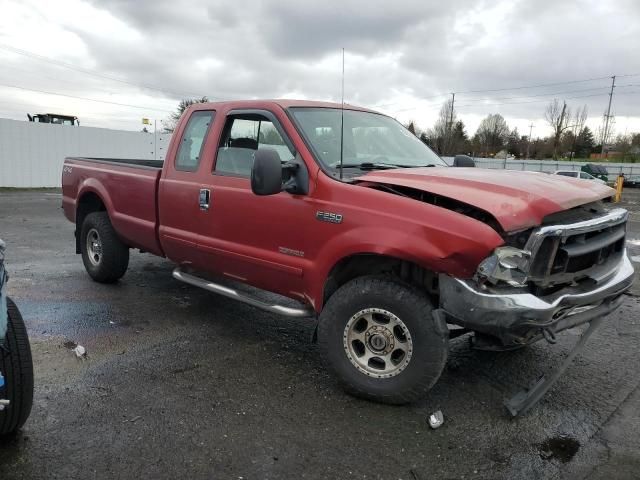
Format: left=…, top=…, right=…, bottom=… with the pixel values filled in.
left=568, top=105, right=588, bottom=159
left=573, top=105, right=588, bottom=133
left=426, top=99, right=456, bottom=155
left=545, top=99, right=571, bottom=159
left=475, top=113, right=509, bottom=155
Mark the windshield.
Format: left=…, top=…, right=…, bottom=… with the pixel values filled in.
left=290, top=107, right=447, bottom=171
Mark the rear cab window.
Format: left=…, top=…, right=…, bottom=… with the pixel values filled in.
left=175, top=111, right=215, bottom=171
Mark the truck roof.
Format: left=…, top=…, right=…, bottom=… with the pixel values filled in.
left=189, top=99, right=377, bottom=113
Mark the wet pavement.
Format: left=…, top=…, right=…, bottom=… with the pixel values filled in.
left=0, top=189, right=639, bottom=480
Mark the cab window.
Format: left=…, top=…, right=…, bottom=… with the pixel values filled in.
left=175, top=111, right=214, bottom=171
left=214, top=113, right=294, bottom=177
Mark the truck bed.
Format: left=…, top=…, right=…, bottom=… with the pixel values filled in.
left=62, top=157, right=164, bottom=256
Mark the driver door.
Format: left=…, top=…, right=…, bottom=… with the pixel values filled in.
left=197, top=110, right=316, bottom=301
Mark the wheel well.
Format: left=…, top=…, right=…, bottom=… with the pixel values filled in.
left=323, top=254, right=438, bottom=306
left=75, top=192, right=106, bottom=253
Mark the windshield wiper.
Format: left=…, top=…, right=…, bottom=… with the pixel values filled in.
left=337, top=162, right=437, bottom=171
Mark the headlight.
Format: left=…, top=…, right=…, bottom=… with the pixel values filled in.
left=476, top=246, right=531, bottom=286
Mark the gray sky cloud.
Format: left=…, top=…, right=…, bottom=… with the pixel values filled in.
left=0, top=0, right=638, bottom=136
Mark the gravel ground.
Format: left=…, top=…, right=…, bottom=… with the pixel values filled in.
left=0, top=189, right=639, bottom=480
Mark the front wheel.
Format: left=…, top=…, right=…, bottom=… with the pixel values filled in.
left=318, top=276, right=448, bottom=404
left=1, top=298, right=34, bottom=436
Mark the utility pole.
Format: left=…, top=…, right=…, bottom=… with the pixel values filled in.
left=447, top=92, right=455, bottom=156
left=526, top=123, right=535, bottom=159
left=601, top=75, right=616, bottom=156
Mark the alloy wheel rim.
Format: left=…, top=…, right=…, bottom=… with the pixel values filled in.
left=86, top=228, right=103, bottom=266
left=343, top=307, right=413, bottom=378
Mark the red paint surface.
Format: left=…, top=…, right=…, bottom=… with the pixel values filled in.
left=358, top=167, right=614, bottom=232
left=62, top=100, right=613, bottom=311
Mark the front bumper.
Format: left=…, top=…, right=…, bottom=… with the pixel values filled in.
left=439, top=252, right=635, bottom=347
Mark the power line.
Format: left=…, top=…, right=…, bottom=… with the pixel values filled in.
left=373, top=78, right=640, bottom=110
left=0, top=83, right=173, bottom=112
left=455, top=75, right=613, bottom=94
left=455, top=91, right=630, bottom=108
left=454, top=85, right=611, bottom=103
left=380, top=90, right=640, bottom=115
left=373, top=93, right=450, bottom=108
left=0, top=43, right=214, bottom=100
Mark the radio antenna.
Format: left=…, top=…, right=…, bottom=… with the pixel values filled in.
left=339, top=47, right=345, bottom=180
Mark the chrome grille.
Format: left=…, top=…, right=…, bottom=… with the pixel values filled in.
left=525, top=208, right=628, bottom=287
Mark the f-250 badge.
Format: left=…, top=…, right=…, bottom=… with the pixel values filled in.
left=316, top=211, right=343, bottom=224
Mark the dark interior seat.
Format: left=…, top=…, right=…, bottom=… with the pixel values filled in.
left=216, top=137, right=258, bottom=175
left=230, top=137, right=258, bottom=150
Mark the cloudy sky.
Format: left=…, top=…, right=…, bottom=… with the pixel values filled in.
left=0, top=0, right=639, bottom=139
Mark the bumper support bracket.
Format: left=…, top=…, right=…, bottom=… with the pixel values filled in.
left=504, top=313, right=605, bottom=416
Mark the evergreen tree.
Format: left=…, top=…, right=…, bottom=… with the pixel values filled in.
left=163, top=97, right=209, bottom=132
left=575, top=126, right=595, bottom=158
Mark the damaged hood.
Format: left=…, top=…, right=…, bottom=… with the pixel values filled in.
left=357, top=167, right=614, bottom=232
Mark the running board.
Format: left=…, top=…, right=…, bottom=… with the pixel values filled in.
left=172, top=268, right=315, bottom=318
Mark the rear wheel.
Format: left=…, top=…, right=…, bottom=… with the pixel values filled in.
left=80, top=212, right=129, bottom=283
left=0, top=298, right=34, bottom=436
left=318, top=276, right=448, bottom=404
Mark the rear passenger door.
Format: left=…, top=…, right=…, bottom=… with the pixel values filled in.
left=198, top=110, right=314, bottom=300
left=159, top=110, right=216, bottom=268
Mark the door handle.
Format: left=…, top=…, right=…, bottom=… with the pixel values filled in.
left=199, top=188, right=211, bottom=211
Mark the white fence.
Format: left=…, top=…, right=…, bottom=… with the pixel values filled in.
left=443, top=156, right=640, bottom=179
left=1, top=117, right=638, bottom=188
left=0, top=118, right=170, bottom=188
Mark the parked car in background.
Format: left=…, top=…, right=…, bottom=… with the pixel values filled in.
left=554, top=170, right=607, bottom=185
left=582, top=163, right=609, bottom=182
left=623, top=175, right=640, bottom=188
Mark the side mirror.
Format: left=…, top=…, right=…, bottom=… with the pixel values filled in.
left=453, top=155, right=475, bottom=167
left=251, top=149, right=283, bottom=196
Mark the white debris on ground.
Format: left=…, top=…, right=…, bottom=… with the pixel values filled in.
left=428, top=410, right=444, bottom=429
left=631, top=256, right=640, bottom=263
left=72, top=345, right=87, bottom=359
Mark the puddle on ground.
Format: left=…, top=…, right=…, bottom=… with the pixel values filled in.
left=539, top=435, right=580, bottom=463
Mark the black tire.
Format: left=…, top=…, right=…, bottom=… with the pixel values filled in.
left=318, top=276, right=448, bottom=405
left=0, top=297, right=34, bottom=436
left=80, top=212, right=129, bottom=283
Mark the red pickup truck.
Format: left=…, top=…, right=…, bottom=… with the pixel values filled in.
left=62, top=100, right=634, bottom=409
